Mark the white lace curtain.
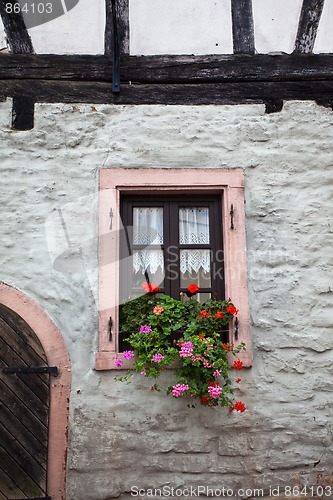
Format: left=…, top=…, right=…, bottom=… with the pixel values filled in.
left=133, top=250, right=164, bottom=275
left=133, top=207, right=163, bottom=245
left=180, top=249, right=211, bottom=274
left=132, top=206, right=211, bottom=275
left=133, top=207, right=164, bottom=275
left=179, top=207, right=210, bottom=244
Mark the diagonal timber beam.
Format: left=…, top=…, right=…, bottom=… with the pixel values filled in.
left=294, top=0, right=325, bottom=54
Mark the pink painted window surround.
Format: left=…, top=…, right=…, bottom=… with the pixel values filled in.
left=96, top=168, right=252, bottom=370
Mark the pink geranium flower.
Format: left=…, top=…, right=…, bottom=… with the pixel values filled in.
left=114, top=355, right=123, bottom=368
left=179, top=341, right=193, bottom=357
left=152, top=353, right=164, bottom=363
left=171, top=384, right=189, bottom=397
left=139, top=325, right=152, bottom=333
left=208, top=384, right=222, bottom=399
left=123, top=350, right=134, bottom=360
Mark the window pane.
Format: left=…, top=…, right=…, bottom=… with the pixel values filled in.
left=132, top=249, right=164, bottom=288
left=179, top=207, right=210, bottom=244
left=133, top=207, right=163, bottom=245
left=180, top=249, right=211, bottom=288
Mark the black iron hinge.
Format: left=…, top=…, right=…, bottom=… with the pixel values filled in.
left=3, top=366, right=58, bottom=376
left=235, top=317, right=239, bottom=341
left=10, top=497, right=51, bottom=500
left=230, top=204, right=235, bottom=230
left=108, top=316, right=113, bottom=341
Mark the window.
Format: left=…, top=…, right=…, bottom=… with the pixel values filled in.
left=119, top=194, right=226, bottom=350
left=96, top=168, right=251, bottom=369
left=120, top=194, right=224, bottom=301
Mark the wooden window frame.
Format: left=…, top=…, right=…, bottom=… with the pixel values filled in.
left=96, top=168, right=252, bottom=370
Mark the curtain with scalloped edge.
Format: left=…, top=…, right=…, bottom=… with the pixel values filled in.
left=132, top=206, right=211, bottom=275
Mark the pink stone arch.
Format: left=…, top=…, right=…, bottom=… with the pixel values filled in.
left=0, top=282, right=71, bottom=500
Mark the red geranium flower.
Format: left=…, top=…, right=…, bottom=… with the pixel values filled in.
left=201, top=395, right=209, bottom=405
left=215, top=311, right=224, bottom=319
left=232, top=359, right=243, bottom=371
left=230, top=401, right=246, bottom=413
left=222, top=343, right=229, bottom=351
left=199, top=310, right=210, bottom=318
left=142, top=282, right=160, bottom=294
left=199, top=334, right=205, bottom=340
left=187, top=283, right=199, bottom=296
left=226, top=305, right=238, bottom=315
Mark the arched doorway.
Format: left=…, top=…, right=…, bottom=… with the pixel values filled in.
left=0, top=283, right=71, bottom=500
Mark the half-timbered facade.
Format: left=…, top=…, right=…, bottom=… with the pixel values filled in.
left=0, top=1, right=333, bottom=499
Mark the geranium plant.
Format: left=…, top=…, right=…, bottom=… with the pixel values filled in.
left=117, top=284, right=246, bottom=411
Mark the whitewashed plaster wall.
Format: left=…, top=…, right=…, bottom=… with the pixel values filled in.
left=1, top=0, right=333, bottom=54
left=315, top=0, right=333, bottom=53
left=0, top=0, right=105, bottom=54
left=252, top=0, right=303, bottom=54
left=129, top=0, right=233, bottom=55
left=1, top=99, right=333, bottom=499
left=29, top=0, right=105, bottom=54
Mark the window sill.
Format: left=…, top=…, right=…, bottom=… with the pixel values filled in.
left=95, top=339, right=252, bottom=371
left=95, top=351, right=135, bottom=370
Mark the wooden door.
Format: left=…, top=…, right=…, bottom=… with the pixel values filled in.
left=0, top=303, right=52, bottom=500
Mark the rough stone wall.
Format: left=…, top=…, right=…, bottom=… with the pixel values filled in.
left=1, top=100, right=333, bottom=499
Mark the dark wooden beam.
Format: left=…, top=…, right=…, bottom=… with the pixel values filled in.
left=265, top=99, right=284, bottom=114
left=0, top=52, right=333, bottom=106
left=1, top=79, right=333, bottom=105
left=105, top=0, right=129, bottom=56
left=0, top=0, right=33, bottom=53
left=12, top=96, right=35, bottom=130
left=315, top=99, right=333, bottom=109
left=0, top=0, right=35, bottom=129
left=1, top=53, right=333, bottom=83
left=231, top=0, right=255, bottom=54
left=294, top=0, right=325, bottom=53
